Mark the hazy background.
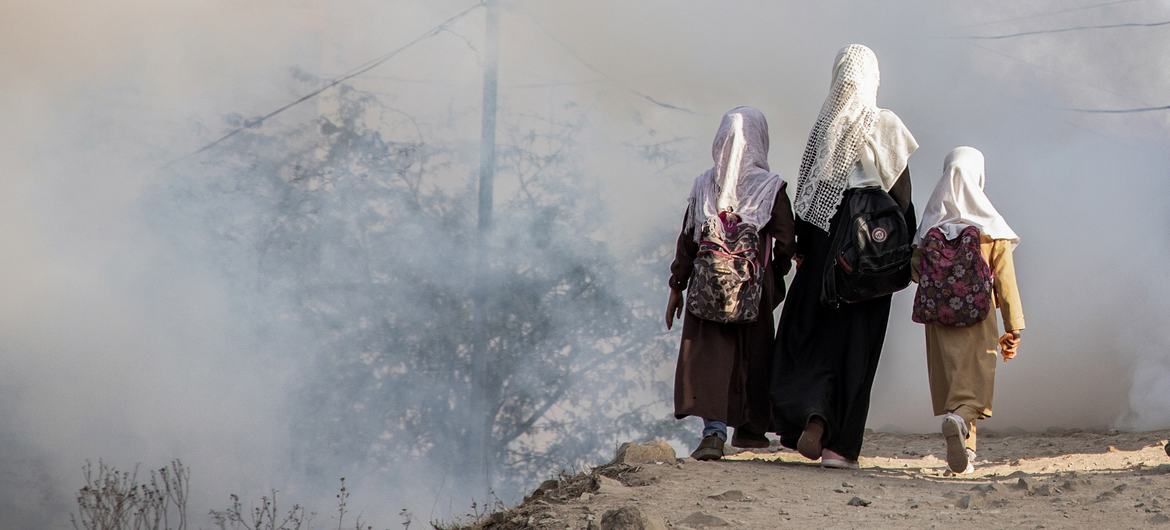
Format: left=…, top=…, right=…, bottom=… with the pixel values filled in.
left=3, top=0, right=1170, bottom=527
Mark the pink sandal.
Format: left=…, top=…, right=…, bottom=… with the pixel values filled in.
left=820, top=448, right=859, bottom=470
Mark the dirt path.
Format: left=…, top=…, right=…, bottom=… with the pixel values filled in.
left=472, top=429, right=1170, bottom=529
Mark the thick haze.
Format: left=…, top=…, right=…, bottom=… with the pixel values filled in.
left=3, top=0, right=1170, bottom=527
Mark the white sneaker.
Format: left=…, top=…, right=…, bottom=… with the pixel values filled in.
left=941, top=413, right=970, bottom=473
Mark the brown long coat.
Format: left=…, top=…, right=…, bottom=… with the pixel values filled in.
left=913, top=236, right=1026, bottom=419
left=669, top=183, right=796, bottom=431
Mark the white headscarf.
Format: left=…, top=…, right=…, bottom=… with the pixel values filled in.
left=687, top=106, right=783, bottom=242
left=915, top=146, right=1019, bottom=247
left=794, top=44, right=918, bottom=232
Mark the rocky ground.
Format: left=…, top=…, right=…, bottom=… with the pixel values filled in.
left=465, top=429, right=1170, bottom=529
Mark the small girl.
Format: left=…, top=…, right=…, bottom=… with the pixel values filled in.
left=912, top=146, right=1024, bottom=474
left=666, top=107, right=795, bottom=460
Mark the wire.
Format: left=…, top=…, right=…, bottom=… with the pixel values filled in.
left=1059, top=104, right=1170, bottom=113
left=963, top=42, right=1170, bottom=116
left=508, top=4, right=695, bottom=114
left=958, top=19, right=1170, bottom=40
left=954, top=0, right=1144, bottom=30
left=162, top=2, right=483, bottom=169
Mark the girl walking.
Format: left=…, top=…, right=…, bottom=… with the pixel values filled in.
left=770, top=44, right=918, bottom=469
left=666, top=106, right=796, bottom=460
left=912, top=146, right=1024, bottom=474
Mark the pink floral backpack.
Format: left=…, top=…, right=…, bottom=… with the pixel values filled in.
left=912, top=225, right=993, bottom=327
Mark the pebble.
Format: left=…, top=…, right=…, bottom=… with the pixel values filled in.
left=707, top=490, right=748, bottom=502
left=678, top=511, right=730, bottom=527
left=847, top=496, right=871, bottom=507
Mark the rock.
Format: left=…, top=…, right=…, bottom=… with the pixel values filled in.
left=1011, top=478, right=1030, bottom=491
left=1165, top=442, right=1170, bottom=457
left=612, top=440, right=677, bottom=465
left=842, top=481, right=856, bottom=488
left=1151, top=514, right=1170, bottom=525
left=1033, top=485, right=1058, bottom=497
left=847, top=496, right=871, bottom=507
left=600, top=506, right=667, bottom=530
left=957, top=495, right=973, bottom=509
left=971, top=484, right=998, bottom=494
left=1114, top=483, right=1129, bottom=493
left=677, top=511, right=730, bottom=528
left=707, top=490, right=748, bottom=502
left=623, top=476, right=654, bottom=487
left=592, top=476, right=627, bottom=495
left=534, top=479, right=558, bottom=496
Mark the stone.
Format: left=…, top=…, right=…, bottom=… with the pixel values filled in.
left=1033, top=485, right=1057, bottom=497
left=600, top=506, right=668, bottom=530
left=957, top=495, right=973, bottom=509
left=1151, top=514, right=1170, bottom=525
left=612, top=440, right=677, bottom=465
left=971, top=484, right=998, bottom=494
left=592, top=476, right=627, bottom=495
left=707, top=490, right=748, bottom=502
left=1011, top=477, right=1031, bottom=491
left=847, top=496, right=871, bottom=507
left=677, top=511, right=730, bottom=528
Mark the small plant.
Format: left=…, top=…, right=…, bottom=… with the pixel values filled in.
left=71, top=459, right=190, bottom=530
left=209, top=490, right=311, bottom=530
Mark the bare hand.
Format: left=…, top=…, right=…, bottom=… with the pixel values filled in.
left=665, top=289, right=684, bottom=330
left=999, top=330, right=1021, bottom=361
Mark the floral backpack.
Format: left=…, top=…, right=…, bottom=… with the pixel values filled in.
left=912, top=225, right=993, bottom=327
left=687, top=211, right=769, bottom=323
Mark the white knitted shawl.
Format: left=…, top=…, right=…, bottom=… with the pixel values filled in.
left=794, top=44, right=916, bottom=232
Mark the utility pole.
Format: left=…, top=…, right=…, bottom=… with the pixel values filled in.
left=472, top=0, right=500, bottom=497
left=477, top=1, right=499, bottom=233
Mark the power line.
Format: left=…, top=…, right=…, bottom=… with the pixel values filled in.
left=954, top=0, right=1144, bottom=30
left=1059, top=104, right=1170, bottom=113
left=508, top=4, right=695, bottom=114
left=958, top=19, right=1170, bottom=40
left=162, top=2, right=483, bottom=169
left=963, top=42, right=1170, bottom=117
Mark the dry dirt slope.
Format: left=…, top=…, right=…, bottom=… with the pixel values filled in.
left=466, top=429, right=1170, bottom=529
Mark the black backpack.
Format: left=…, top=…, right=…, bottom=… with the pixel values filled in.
left=821, top=186, right=913, bottom=308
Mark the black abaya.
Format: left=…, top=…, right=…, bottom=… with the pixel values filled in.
left=770, top=168, right=915, bottom=461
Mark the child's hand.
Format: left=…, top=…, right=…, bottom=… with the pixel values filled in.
left=999, top=330, right=1021, bottom=361
left=665, top=289, right=684, bottom=330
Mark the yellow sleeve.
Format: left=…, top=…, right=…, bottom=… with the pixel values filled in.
left=990, top=239, right=1025, bottom=331
left=910, top=247, right=922, bottom=283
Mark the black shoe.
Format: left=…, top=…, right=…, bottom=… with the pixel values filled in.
left=690, top=434, right=725, bottom=461
left=731, top=428, right=770, bottom=449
